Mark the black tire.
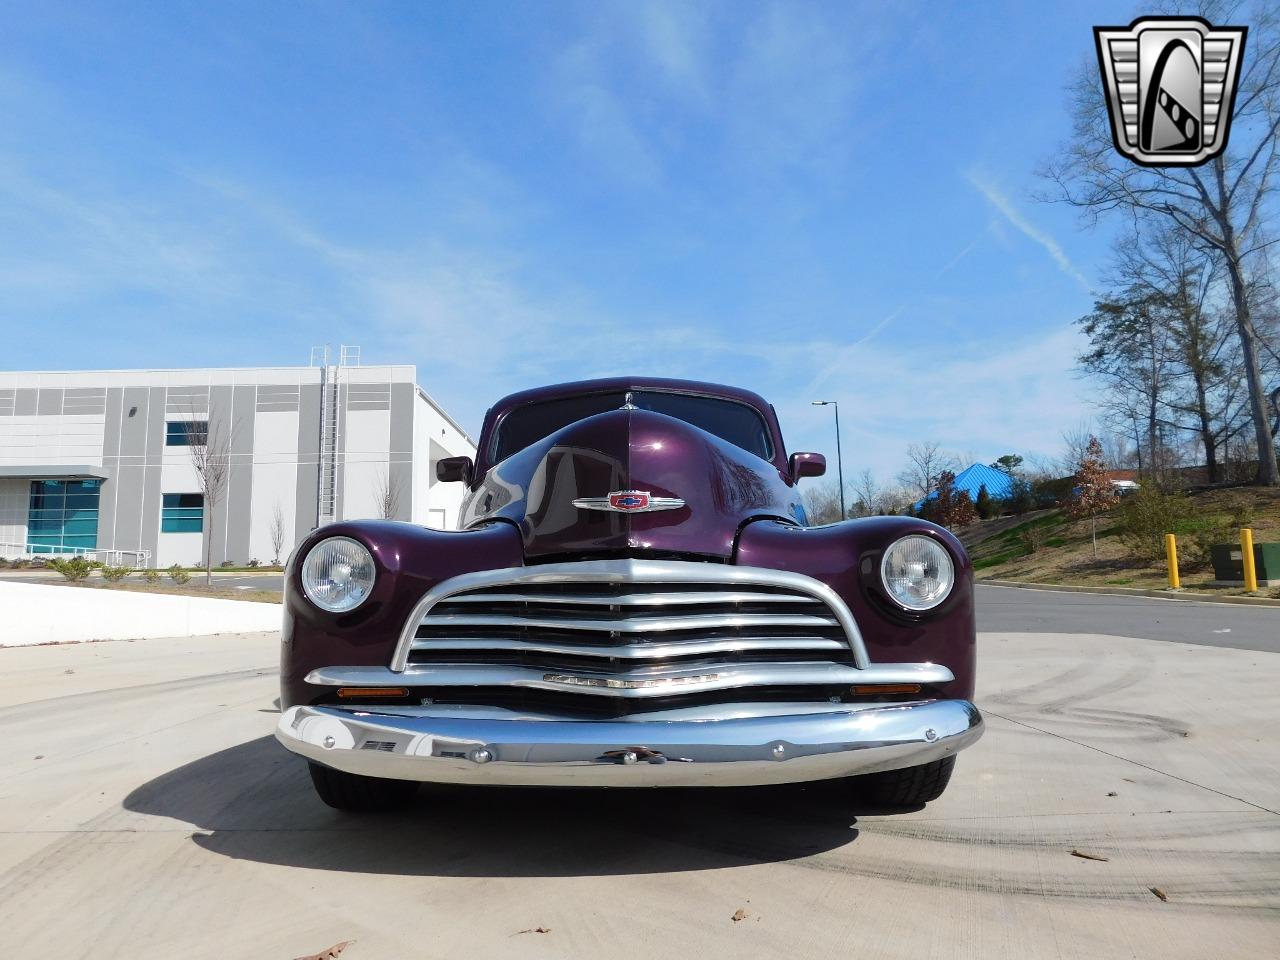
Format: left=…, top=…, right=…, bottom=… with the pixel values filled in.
left=307, top=762, right=418, bottom=812
left=853, top=756, right=956, bottom=808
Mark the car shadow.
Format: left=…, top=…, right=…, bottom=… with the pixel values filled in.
left=122, top=736, right=917, bottom=877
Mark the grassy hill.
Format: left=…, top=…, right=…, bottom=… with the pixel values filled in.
left=962, top=486, right=1280, bottom=598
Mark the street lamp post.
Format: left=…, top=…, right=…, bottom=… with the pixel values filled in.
left=811, top=400, right=845, bottom=520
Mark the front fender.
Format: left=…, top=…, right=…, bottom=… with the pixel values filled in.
left=281, top=520, right=524, bottom=709
left=735, top=517, right=975, bottom=700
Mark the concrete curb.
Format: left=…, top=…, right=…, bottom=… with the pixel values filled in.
left=979, top=578, right=1280, bottom=607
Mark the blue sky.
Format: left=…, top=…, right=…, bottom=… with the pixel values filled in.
left=0, top=1, right=1132, bottom=483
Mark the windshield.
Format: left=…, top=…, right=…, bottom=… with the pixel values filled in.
left=493, top=391, right=774, bottom=463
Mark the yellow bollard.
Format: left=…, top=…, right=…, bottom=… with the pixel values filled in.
left=1241, top=527, right=1258, bottom=593
left=1164, top=533, right=1181, bottom=590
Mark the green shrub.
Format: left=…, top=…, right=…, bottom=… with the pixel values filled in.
left=141, top=568, right=162, bottom=584
left=100, top=564, right=133, bottom=582
left=47, top=556, right=102, bottom=582
left=1179, top=496, right=1256, bottom=569
left=167, top=564, right=192, bottom=585
left=1116, top=486, right=1193, bottom=563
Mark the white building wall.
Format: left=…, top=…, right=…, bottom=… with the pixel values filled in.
left=341, top=408, right=392, bottom=521
left=0, top=479, right=28, bottom=552
left=0, top=364, right=476, bottom=563
left=248, top=410, right=301, bottom=564
left=412, top=389, right=474, bottom=529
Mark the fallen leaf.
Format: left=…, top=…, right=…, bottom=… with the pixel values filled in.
left=1149, top=887, right=1168, bottom=902
left=731, top=909, right=748, bottom=922
left=293, top=940, right=353, bottom=960
left=33, top=755, right=44, bottom=760
left=1070, top=849, right=1109, bottom=862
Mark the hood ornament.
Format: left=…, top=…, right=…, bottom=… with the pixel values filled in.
left=572, top=490, right=686, bottom=513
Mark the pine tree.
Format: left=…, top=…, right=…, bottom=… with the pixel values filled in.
left=1067, top=435, right=1119, bottom=558
left=975, top=483, right=993, bottom=520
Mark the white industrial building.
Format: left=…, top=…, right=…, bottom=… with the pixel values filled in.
left=0, top=362, right=475, bottom=568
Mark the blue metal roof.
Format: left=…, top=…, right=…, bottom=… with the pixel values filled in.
left=913, top=463, right=1015, bottom=511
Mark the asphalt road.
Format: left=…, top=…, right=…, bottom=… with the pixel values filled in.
left=977, top=584, right=1279, bottom=653
left=2, top=629, right=1276, bottom=959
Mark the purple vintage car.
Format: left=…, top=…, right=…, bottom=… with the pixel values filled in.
left=276, top=377, right=983, bottom=811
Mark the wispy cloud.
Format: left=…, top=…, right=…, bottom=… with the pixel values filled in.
left=934, top=233, right=983, bottom=280
left=967, top=172, right=1090, bottom=292
left=804, top=230, right=991, bottom=395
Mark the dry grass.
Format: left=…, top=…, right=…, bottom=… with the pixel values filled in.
left=34, top=579, right=282, bottom=604
left=968, top=486, right=1280, bottom=599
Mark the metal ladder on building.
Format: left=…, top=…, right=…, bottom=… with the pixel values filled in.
left=311, top=345, right=361, bottom=527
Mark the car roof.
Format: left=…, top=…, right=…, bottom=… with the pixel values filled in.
left=489, top=376, right=774, bottom=414
left=476, top=377, right=786, bottom=471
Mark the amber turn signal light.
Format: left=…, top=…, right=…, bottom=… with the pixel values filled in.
left=849, top=683, right=921, bottom=696
left=336, top=687, right=409, bottom=699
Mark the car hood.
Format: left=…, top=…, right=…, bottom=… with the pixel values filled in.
left=458, top=408, right=803, bottom=559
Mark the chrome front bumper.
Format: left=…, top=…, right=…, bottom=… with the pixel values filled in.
left=276, top=699, right=984, bottom=788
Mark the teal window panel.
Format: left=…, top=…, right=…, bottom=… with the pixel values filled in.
left=27, top=479, right=99, bottom=552
left=161, top=517, right=203, bottom=533
left=161, top=493, right=204, bottom=533
left=166, top=421, right=207, bottom=446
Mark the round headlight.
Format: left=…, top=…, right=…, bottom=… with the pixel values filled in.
left=880, top=535, right=955, bottom=611
left=301, top=537, right=376, bottom=612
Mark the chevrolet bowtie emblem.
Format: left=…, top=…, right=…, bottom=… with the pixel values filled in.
left=572, top=490, right=686, bottom=513
left=1094, top=16, right=1246, bottom=167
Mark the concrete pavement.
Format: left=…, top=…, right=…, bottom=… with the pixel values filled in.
left=977, top=583, right=1280, bottom=653
left=0, top=629, right=1276, bottom=959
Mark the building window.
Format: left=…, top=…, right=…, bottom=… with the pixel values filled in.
left=161, top=493, right=204, bottom=533
left=166, top=421, right=208, bottom=446
left=27, top=479, right=101, bottom=554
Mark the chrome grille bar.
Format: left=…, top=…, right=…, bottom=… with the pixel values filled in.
left=391, top=559, right=870, bottom=673
left=415, top=612, right=842, bottom=635
left=442, top=590, right=822, bottom=607
left=409, top=636, right=848, bottom=659
left=316, top=662, right=955, bottom=699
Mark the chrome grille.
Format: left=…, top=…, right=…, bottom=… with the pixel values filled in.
left=390, top=560, right=876, bottom=701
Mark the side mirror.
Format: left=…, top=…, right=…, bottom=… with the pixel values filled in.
left=789, top=452, right=826, bottom=480
left=436, top=456, right=474, bottom=484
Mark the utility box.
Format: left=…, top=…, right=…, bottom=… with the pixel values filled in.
left=1210, top=542, right=1280, bottom=586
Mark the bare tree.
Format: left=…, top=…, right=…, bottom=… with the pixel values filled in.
left=1117, top=226, right=1253, bottom=480
left=898, top=441, right=957, bottom=500
left=801, top=482, right=844, bottom=525
left=374, top=468, right=402, bottom=520
left=1041, top=0, right=1280, bottom=484
left=1058, top=422, right=1098, bottom=477
left=185, top=416, right=232, bottom=586
left=878, top=484, right=916, bottom=516
left=850, top=468, right=881, bottom=517
left=268, top=500, right=286, bottom=566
